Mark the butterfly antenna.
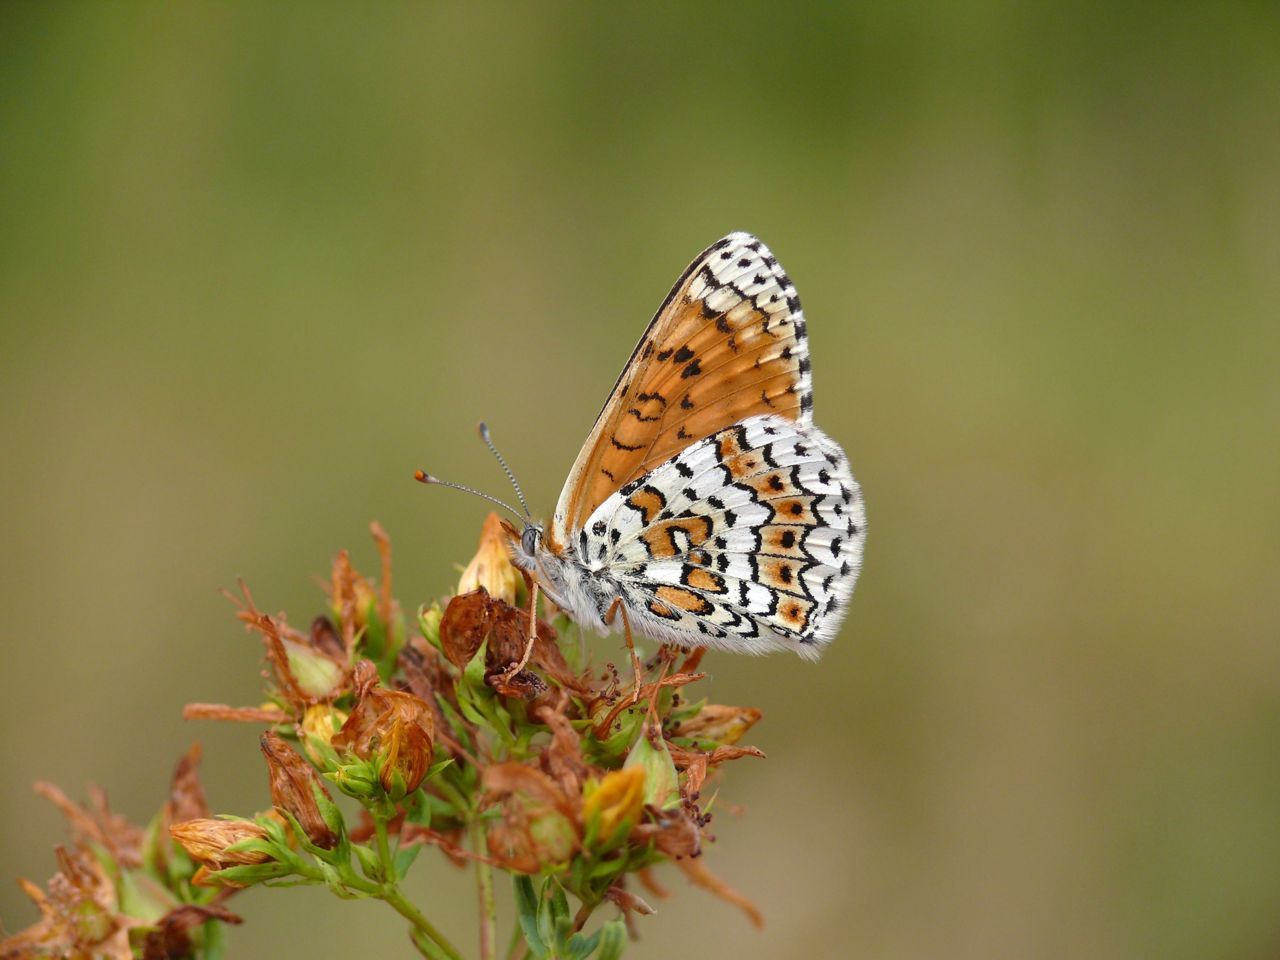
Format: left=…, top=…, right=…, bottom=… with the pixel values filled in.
left=477, top=421, right=532, bottom=519
left=413, top=470, right=526, bottom=523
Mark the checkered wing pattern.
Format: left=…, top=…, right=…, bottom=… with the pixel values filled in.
left=573, top=414, right=864, bottom=658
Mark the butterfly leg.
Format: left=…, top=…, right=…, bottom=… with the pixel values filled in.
left=603, top=597, right=643, bottom=704
left=502, top=576, right=540, bottom=680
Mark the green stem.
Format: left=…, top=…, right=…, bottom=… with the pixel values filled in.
left=364, top=805, right=463, bottom=960
left=471, top=818, right=497, bottom=960
left=385, top=885, right=467, bottom=960
left=374, top=812, right=394, bottom=881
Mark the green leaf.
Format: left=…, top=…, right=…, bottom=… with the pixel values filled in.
left=548, top=879, right=573, bottom=947
left=594, top=918, right=627, bottom=960
left=536, top=877, right=559, bottom=955
left=393, top=842, right=423, bottom=879
left=514, top=875, right=549, bottom=958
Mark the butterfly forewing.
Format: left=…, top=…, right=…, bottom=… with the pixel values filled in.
left=552, top=233, right=814, bottom=546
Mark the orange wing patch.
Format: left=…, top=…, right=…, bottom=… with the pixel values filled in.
left=654, top=586, right=715, bottom=616
left=553, top=233, right=814, bottom=542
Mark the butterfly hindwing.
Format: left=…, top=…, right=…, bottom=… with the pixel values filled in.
left=552, top=233, right=814, bottom=547
left=577, top=414, right=865, bottom=658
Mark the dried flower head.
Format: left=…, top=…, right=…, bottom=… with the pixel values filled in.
left=0, top=846, right=126, bottom=959
left=259, top=731, right=338, bottom=848
left=331, top=659, right=436, bottom=798
left=169, top=819, right=273, bottom=870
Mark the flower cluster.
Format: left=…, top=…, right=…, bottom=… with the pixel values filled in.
left=3, top=517, right=764, bottom=959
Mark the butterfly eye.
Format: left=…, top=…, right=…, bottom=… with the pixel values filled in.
left=520, top=526, right=540, bottom=556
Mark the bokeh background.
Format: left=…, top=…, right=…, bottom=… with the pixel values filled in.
left=3, top=3, right=1279, bottom=958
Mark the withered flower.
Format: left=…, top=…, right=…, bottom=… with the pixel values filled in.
left=0, top=846, right=128, bottom=959
left=150, top=743, right=211, bottom=876
left=33, top=781, right=144, bottom=871
left=332, top=659, right=436, bottom=798
left=483, top=763, right=580, bottom=871
left=438, top=588, right=584, bottom=694
left=226, top=581, right=346, bottom=705
left=259, top=731, right=337, bottom=848
left=669, top=704, right=763, bottom=745
left=582, top=767, right=646, bottom=841
left=169, top=819, right=272, bottom=870
left=458, top=511, right=523, bottom=605
left=632, top=803, right=702, bottom=860
left=140, top=904, right=242, bottom=960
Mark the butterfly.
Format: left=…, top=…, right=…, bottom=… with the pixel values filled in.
left=423, top=232, right=865, bottom=664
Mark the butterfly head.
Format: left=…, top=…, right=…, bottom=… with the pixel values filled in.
left=502, top=518, right=549, bottom=571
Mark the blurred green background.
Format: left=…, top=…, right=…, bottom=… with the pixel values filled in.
left=3, top=3, right=1278, bottom=958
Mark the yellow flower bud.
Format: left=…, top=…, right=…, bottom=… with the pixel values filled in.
left=582, top=767, right=646, bottom=840
left=458, top=512, right=523, bottom=605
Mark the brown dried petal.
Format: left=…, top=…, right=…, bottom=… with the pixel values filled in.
left=631, top=804, right=701, bottom=860
left=536, top=698, right=591, bottom=797
left=669, top=704, right=763, bottom=745
left=677, top=855, right=764, bottom=929
left=439, top=589, right=495, bottom=667
left=34, top=782, right=144, bottom=870
left=259, top=732, right=336, bottom=848
left=140, top=904, right=242, bottom=960
left=166, top=743, right=210, bottom=825
left=182, top=703, right=289, bottom=724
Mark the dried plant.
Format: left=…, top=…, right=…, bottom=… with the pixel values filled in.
left=2, top=517, right=765, bottom=959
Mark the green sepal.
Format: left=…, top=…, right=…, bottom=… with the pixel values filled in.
left=313, top=781, right=348, bottom=842
left=417, top=604, right=444, bottom=652
left=594, top=918, right=627, bottom=960
left=624, top=734, right=679, bottom=810
left=564, top=927, right=602, bottom=960
left=352, top=842, right=382, bottom=882
left=115, top=868, right=176, bottom=922
left=209, top=860, right=294, bottom=886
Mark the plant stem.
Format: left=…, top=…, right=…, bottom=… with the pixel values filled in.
left=471, top=818, right=497, bottom=960
left=374, top=811, right=394, bottom=881
left=384, top=884, right=467, bottom=960
left=572, top=900, right=595, bottom=932
left=365, top=805, right=463, bottom=960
